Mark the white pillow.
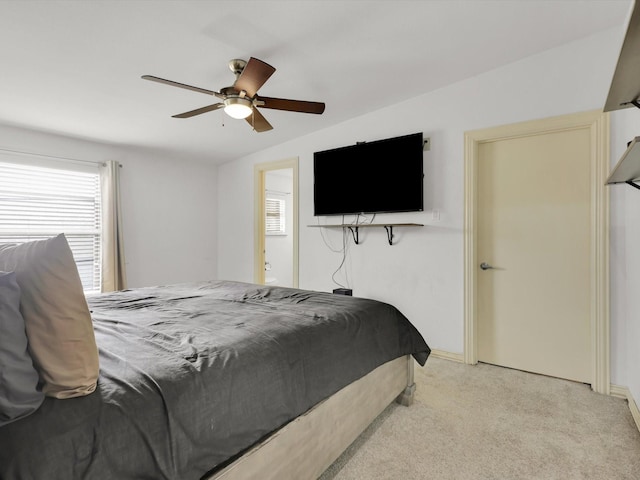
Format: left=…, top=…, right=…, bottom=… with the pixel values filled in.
left=0, top=234, right=99, bottom=398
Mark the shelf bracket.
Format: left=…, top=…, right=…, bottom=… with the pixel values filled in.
left=625, top=180, right=640, bottom=190
left=384, top=226, right=394, bottom=245
left=629, top=99, right=640, bottom=110
left=347, top=226, right=360, bottom=245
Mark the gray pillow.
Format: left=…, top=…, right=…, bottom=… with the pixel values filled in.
left=0, top=271, right=44, bottom=426
left=0, top=234, right=99, bottom=398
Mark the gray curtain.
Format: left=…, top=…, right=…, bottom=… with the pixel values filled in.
left=100, top=160, right=126, bottom=291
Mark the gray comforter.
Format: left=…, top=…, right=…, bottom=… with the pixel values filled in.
left=0, top=280, right=429, bottom=480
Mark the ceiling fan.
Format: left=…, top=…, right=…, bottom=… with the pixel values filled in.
left=142, top=57, right=325, bottom=132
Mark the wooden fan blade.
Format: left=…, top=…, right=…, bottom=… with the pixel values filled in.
left=234, top=57, right=276, bottom=97
left=142, top=75, right=217, bottom=96
left=245, top=107, right=273, bottom=132
left=172, top=103, right=224, bottom=118
left=258, top=96, right=325, bottom=114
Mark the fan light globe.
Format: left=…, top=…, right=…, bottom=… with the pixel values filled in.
left=224, top=97, right=253, bottom=119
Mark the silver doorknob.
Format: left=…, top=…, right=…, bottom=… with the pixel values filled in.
left=480, top=262, right=494, bottom=270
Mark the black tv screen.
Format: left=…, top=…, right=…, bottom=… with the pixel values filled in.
left=313, top=132, right=424, bottom=216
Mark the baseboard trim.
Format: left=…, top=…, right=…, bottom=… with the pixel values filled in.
left=429, top=349, right=465, bottom=363
left=610, top=384, right=628, bottom=399
left=611, top=384, right=640, bottom=434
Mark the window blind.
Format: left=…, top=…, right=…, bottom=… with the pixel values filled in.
left=0, top=161, right=102, bottom=292
left=266, top=197, right=286, bottom=235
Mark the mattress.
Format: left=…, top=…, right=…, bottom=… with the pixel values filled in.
left=0, top=280, right=430, bottom=480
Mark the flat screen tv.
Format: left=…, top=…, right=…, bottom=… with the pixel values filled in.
left=313, top=132, right=424, bottom=216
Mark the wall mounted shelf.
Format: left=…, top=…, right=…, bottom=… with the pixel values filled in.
left=606, top=136, right=640, bottom=190
left=308, top=223, right=424, bottom=245
left=604, top=2, right=640, bottom=191
left=604, top=2, right=640, bottom=113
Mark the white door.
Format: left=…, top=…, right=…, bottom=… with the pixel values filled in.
left=475, top=121, right=595, bottom=383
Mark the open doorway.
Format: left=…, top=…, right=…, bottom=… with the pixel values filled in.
left=254, top=158, right=299, bottom=287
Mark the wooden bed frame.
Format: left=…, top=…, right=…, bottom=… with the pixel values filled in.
left=207, top=355, right=416, bottom=480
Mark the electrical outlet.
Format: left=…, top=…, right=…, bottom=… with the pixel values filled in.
left=423, top=137, right=431, bottom=151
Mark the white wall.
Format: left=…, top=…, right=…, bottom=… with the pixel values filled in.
left=218, top=26, right=639, bottom=391
left=117, top=149, right=218, bottom=287
left=0, top=124, right=218, bottom=288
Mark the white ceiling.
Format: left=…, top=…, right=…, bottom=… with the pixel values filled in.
left=0, top=0, right=632, bottom=164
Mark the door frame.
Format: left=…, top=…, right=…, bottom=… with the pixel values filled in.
left=254, top=157, right=299, bottom=287
left=463, top=110, right=610, bottom=394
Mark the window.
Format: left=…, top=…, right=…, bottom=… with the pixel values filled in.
left=265, top=197, right=286, bottom=235
left=0, top=160, right=102, bottom=293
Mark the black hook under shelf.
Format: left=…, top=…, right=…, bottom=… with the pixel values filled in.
left=384, top=226, right=394, bottom=245
left=347, top=226, right=360, bottom=244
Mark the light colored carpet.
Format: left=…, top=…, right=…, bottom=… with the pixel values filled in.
left=319, top=357, right=640, bottom=480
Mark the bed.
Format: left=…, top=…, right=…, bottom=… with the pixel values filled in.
left=0, top=279, right=430, bottom=480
